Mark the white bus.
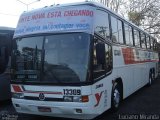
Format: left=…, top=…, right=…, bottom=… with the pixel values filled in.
left=11, top=2, right=159, bottom=119
left=0, top=27, right=14, bottom=101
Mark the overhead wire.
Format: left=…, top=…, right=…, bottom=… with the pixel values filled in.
left=0, top=12, right=19, bottom=16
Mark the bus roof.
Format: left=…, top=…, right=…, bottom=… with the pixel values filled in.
left=23, top=1, right=105, bottom=13
left=14, top=1, right=154, bottom=39
left=14, top=2, right=97, bottom=38
left=76, top=1, right=153, bottom=38
left=81, top=1, right=152, bottom=37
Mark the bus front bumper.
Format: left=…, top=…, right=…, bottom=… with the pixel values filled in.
left=12, top=98, right=99, bottom=120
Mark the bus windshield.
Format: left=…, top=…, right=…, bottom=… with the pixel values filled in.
left=12, top=33, right=90, bottom=83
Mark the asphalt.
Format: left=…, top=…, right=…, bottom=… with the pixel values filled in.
left=0, top=77, right=160, bottom=120
left=96, top=76, right=160, bottom=120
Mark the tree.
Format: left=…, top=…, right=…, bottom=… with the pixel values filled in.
left=90, top=0, right=126, bottom=13
left=126, top=0, right=160, bottom=39
left=90, top=0, right=160, bottom=39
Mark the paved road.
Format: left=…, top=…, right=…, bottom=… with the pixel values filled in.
left=0, top=77, right=160, bottom=120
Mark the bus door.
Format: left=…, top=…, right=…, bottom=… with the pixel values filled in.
left=92, top=35, right=112, bottom=111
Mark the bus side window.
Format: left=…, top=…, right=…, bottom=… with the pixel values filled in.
left=153, top=39, right=157, bottom=50
left=134, top=29, right=140, bottom=47
left=146, top=36, right=150, bottom=49
left=95, top=10, right=110, bottom=39
left=111, top=16, right=118, bottom=43
left=129, top=26, right=134, bottom=46
left=93, top=37, right=106, bottom=79
left=93, top=37, right=112, bottom=80
left=150, top=37, right=153, bottom=50
left=140, top=32, right=146, bottom=49
left=111, top=16, right=124, bottom=44
left=117, top=19, right=124, bottom=44
left=124, top=23, right=133, bottom=46
left=105, top=44, right=112, bottom=72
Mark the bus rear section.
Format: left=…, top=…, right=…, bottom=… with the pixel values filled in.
left=0, top=27, right=14, bottom=101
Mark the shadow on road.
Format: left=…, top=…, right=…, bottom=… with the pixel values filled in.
left=0, top=99, right=12, bottom=107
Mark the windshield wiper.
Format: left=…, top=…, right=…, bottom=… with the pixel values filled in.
left=33, top=45, right=38, bottom=70
left=43, top=64, right=62, bottom=83
left=58, top=62, right=69, bottom=67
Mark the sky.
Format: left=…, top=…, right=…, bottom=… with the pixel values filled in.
left=0, top=0, right=85, bottom=28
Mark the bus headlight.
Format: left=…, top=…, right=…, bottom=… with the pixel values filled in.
left=63, top=96, right=73, bottom=102
left=63, top=96, right=82, bottom=102
left=12, top=93, right=24, bottom=99
left=73, top=96, right=82, bottom=102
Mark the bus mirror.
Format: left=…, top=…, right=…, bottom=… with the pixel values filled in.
left=96, top=43, right=105, bottom=65
left=13, top=50, right=20, bottom=56
left=0, top=47, right=6, bottom=73
left=1, top=47, right=6, bottom=61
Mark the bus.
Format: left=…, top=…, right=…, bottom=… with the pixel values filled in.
left=11, top=1, right=159, bottom=119
left=0, top=27, right=14, bottom=101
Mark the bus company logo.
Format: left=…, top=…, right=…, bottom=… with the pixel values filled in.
left=39, top=93, right=45, bottom=101
left=94, top=91, right=104, bottom=107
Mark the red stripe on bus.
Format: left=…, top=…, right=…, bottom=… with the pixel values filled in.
left=131, top=60, right=159, bottom=64
left=12, top=85, right=23, bottom=92
left=122, top=48, right=158, bottom=64
left=122, top=48, right=135, bottom=64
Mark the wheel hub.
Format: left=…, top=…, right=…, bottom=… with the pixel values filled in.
left=113, top=89, right=120, bottom=108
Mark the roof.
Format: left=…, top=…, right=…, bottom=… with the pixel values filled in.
left=25, top=1, right=147, bottom=32
left=18, top=1, right=155, bottom=39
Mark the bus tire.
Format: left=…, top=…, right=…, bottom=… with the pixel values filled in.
left=147, top=71, right=152, bottom=86
left=152, top=69, right=155, bottom=81
left=111, top=82, right=121, bottom=111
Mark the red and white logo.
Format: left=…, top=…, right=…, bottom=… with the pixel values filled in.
left=94, top=91, right=104, bottom=107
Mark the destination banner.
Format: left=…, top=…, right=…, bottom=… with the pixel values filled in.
left=14, top=5, right=95, bottom=38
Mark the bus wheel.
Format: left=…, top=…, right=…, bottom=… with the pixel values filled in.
left=148, top=71, right=152, bottom=86
left=111, top=82, right=121, bottom=111
left=152, top=69, right=155, bottom=81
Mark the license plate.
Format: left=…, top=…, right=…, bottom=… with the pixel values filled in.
left=38, top=107, right=51, bottom=112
